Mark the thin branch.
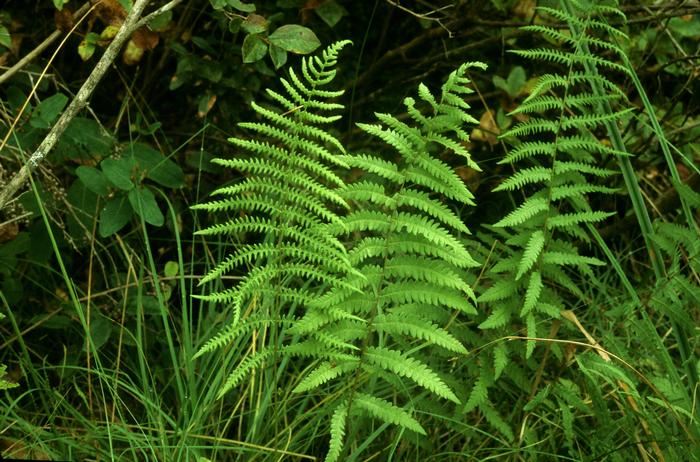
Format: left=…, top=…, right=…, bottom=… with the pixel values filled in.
left=0, top=2, right=92, bottom=86
left=0, top=0, right=153, bottom=211
left=135, top=0, right=183, bottom=30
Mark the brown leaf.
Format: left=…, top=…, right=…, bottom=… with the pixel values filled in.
left=470, top=110, right=500, bottom=146
left=131, top=27, right=159, bottom=51
left=55, top=7, right=74, bottom=33
left=513, top=0, right=536, bottom=21
left=455, top=166, right=481, bottom=191
left=122, top=39, right=144, bottom=65
left=0, top=221, right=18, bottom=244
left=92, top=0, right=127, bottom=26
left=197, top=94, right=217, bottom=118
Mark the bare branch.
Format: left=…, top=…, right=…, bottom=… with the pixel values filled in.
left=0, top=0, right=153, bottom=211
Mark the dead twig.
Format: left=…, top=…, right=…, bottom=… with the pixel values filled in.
left=0, top=0, right=182, bottom=212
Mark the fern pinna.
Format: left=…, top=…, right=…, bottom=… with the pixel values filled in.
left=290, top=63, right=484, bottom=461
left=471, top=0, right=630, bottom=442
left=192, top=41, right=354, bottom=399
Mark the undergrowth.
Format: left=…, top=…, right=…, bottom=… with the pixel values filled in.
left=1, top=0, right=699, bottom=461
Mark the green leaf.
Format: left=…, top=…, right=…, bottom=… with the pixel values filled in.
left=242, top=34, right=268, bottom=63
left=0, top=25, right=11, bottom=49
left=58, top=117, right=115, bottom=160
left=99, top=195, right=133, bottom=237
left=269, top=44, right=287, bottom=69
left=316, top=1, right=346, bottom=27
left=30, top=93, right=69, bottom=129
left=493, top=343, right=508, bottom=380
left=268, top=25, right=320, bottom=54
left=101, top=158, right=135, bottom=190
left=52, top=0, right=66, bottom=10
left=148, top=10, right=172, bottom=31
left=128, top=143, right=185, bottom=188
left=78, top=32, right=100, bottom=61
left=506, top=66, right=526, bottom=97
left=128, top=187, right=164, bottom=226
left=668, top=17, right=700, bottom=38
left=228, top=0, right=256, bottom=12
left=242, top=14, right=268, bottom=34
left=164, top=261, right=179, bottom=278
left=478, top=306, right=510, bottom=329
left=84, top=314, right=112, bottom=351
left=75, top=166, right=110, bottom=196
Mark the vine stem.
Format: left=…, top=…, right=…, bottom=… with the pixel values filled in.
left=0, top=0, right=182, bottom=211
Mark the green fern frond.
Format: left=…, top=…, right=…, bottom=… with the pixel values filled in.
left=475, top=5, right=630, bottom=439
left=353, top=393, right=427, bottom=435
left=464, top=364, right=491, bottom=413
left=517, top=230, right=546, bottom=279
left=373, top=313, right=468, bottom=354
left=194, top=315, right=295, bottom=359
left=325, top=402, right=348, bottom=462
left=218, top=349, right=276, bottom=398
left=478, top=306, right=511, bottom=330
left=289, top=62, right=483, bottom=460
left=364, top=347, right=460, bottom=403
left=294, top=361, right=359, bottom=393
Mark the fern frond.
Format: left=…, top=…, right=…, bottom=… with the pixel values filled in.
left=364, top=347, right=460, bottom=403
left=294, top=361, right=359, bottom=393
left=374, top=313, right=468, bottom=354
left=325, top=402, right=348, bottom=462
left=517, top=230, right=546, bottom=280
left=353, top=393, right=427, bottom=435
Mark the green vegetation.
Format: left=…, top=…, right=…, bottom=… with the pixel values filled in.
left=1, top=0, right=699, bottom=460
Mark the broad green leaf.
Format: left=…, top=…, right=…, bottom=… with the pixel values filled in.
left=316, top=1, right=346, bottom=27
left=52, top=0, right=66, bottom=10
left=118, top=0, right=132, bottom=11
left=99, top=194, right=133, bottom=236
left=128, top=187, right=164, bottom=226
left=148, top=10, right=172, bottom=31
left=242, top=34, right=268, bottom=63
left=75, top=166, right=110, bottom=196
left=242, top=14, right=268, bottom=34
left=268, top=25, right=320, bottom=54
left=30, top=93, right=69, bottom=129
left=228, top=18, right=243, bottom=33
left=78, top=32, right=100, bottom=61
left=128, top=143, right=185, bottom=188
left=269, top=44, right=287, bottom=69
left=228, top=0, right=255, bottom=12
left=56, top=117, right=115, bottom=161
left=506, top=66, right=526, bottom=96
left=84, top=314, right=112, bottom=351
left=164, top=261, right=179, bottom=278
left=101, top=158, right=135, bottom=190
left=0, top=25, right=10, bottom=49
left=668, top=17, right=700, bottom=38
left=66, top=180, right=99, bottom=239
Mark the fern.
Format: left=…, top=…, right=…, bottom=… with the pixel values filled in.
left=471, top=0, right=632, bottom=440
left=482, top=0, right=623, bottom=335
left=290, top=62, right=484, bottom=460
left=192, top=41, right=354, bottom=398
